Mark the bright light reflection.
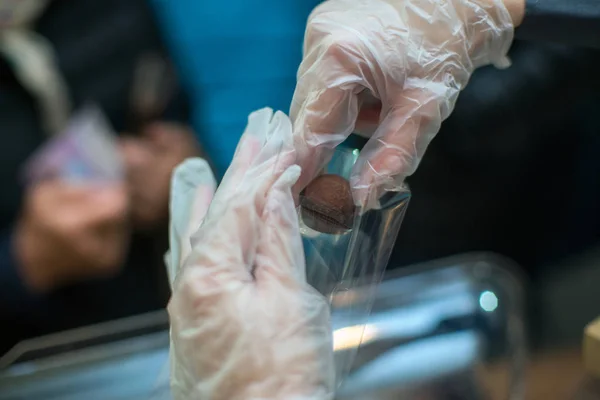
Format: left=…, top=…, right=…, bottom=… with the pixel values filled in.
left=333, top=324, right=378, bottom=351
left=479, top=290, right=498, bottom=312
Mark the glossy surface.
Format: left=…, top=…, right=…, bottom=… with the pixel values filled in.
left=0, top=253, right=526, bottom=400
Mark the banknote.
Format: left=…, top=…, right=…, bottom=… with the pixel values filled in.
left=22, top=105, right=123, bottom=185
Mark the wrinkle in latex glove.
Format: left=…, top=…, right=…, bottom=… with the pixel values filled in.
left=167, top=108, right=335, bottom=400
left=291, top=0, right=514, bottom=209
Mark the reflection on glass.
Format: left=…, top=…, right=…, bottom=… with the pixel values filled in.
left=479, top=290, right=499, bottom=313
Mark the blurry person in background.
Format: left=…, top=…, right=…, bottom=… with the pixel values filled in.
left=0, top=0, right=201, bottom=354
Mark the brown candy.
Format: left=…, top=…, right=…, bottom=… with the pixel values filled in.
left=300, top=174, right=355, bottom=234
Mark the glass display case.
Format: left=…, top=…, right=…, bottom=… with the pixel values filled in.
left=0, top=253, right=526, bottom=400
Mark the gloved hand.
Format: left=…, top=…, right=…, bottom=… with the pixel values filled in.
left=167, top=108, right=335, bottom=400
left=291, top=0, right=515, bottom=209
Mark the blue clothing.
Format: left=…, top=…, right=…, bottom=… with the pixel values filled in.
left=151, top=0, right=321, bottom=176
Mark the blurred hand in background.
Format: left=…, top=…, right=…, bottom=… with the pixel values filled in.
left=14, top=181, right=130, bottom=293
left=120, top=123, right=200, bottom=231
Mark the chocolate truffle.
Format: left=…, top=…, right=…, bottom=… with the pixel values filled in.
left=300, top=174, right=355, bottom=234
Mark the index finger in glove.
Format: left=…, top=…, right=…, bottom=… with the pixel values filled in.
left=351, top=83, right=450, bottom=208
left=291, top=86, right=358, bottom=194
left=291, top=2, right=407, bottom=195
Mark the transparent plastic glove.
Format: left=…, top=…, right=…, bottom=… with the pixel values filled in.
left=168, top=108, right=335, bottom=400
left=165, top=158, right=216, bottom=286
left=291, top=0, right=514, bottom=209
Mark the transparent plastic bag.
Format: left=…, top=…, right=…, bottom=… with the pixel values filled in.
left=299, top=140, right=411, bottom=384
left=0, top=255, right=525, bottom=400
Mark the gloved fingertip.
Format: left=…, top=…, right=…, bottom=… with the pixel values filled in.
left=270, top=110, right=294, bottom=145
left=281, top=164, right=302, bottom=187
left=172, top=158, right=216, bottom=192
left=493, top=55, right=512, bottom=69
left=245, top=107, right=275, bottom=141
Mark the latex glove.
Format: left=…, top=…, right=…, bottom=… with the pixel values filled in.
left=167, top=108, right=335, bottom=400
left=291, top=0, right=515, bottom=209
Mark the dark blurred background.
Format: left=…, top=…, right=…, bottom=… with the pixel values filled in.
left=394, top=42, right=600, bottom=273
